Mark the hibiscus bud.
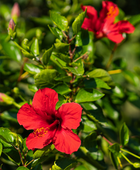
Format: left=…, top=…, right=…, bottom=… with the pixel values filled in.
left=0, top=93, right=7, bottom=102
left=0, top=93, right=14, bottom=104
left=8, top=19, right=16, bottom=39
left=11, top=3, right=20, bottom=18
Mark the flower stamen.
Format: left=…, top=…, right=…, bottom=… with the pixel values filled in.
left=33, top=127, right=49, bottom=137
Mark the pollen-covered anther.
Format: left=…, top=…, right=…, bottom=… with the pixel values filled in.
left=107, top=6, right=117, bottom=18
left=33, top=127, right=49, bottom=137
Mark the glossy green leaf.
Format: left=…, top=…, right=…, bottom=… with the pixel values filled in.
left=0, top=127, right=15, bottom=143
left=53, top=84, right=71, bottom=95
left=72, top=9, right=87, bottom=34
left=30, top=16, right=52, bottom=25
left=0, top=143, right=3, bottom=156
left=84, top=132, right=97, bottom=150
left=128, top=14, right=140, bottom=26
left=84, top=78, right=111, bottom=89
left=109, top=152, right=119, bottom=170
left=55, top=95, right=66, bottom=110
left=81, top=103, right=106, bottom=124
left=75, top=88, right=104, bottom=103
left=74, top=165, right=87, bottom=170
left=87, top=69, right=114, bottom=86
left=28, top=84, right=38, bottom=92
left=103, top=98, right=119, bottom=120
left=16, top=167, right=29, bottom=170
left=123, top=70, right=139, bottom=87
left=0, top=4, right=10, bottom=19
left=33, top=144, right=54, bottom=159
left=1, top=41, right=22, bottom=62
left=42, top=46, right=53, bottom=65
left=50, top=11, right=68, bottom=31
left=109, top=143, right=121, bottom=157
left=52, top=158, right=77, bottom=170
left=79, top=147, right=105, bottom=170
left=54, top=42, right=69, bottom=52
left=120, top=123, right=129, bottom=146
left=48, top=25, right=63, bottom=39
left=67, top=60, right=84, bottom=76
left=51, top=54, right=67, bottom=68
left=81, top=115, right=97, bottom=132
left=30, top=38, right=40, bottom=56
left=35, top=69, right=58, bottom=88
left=24, top=63, right=42, bottom=74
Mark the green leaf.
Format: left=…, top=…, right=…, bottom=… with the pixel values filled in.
left=0, top=127, right=15, bottom=144
left=24, top=63, right=43, bottom=74
left=72, top=9, right=87, bottom=34
left=120, top=123, right=129, bottom=146
left=55, top=95, right=66, bottom=110
left=48, top=25, right=63, bottom=39
left=109, top=152, right=119, bottom=170
left=30, top=38, right=40, bottom=56
left=84, top=132, right=97, bottom=150
left=50, top=11, right=68, bottom=31
left=128, top=14, right=140, bottom=26
left=1, top=41, right=22, bottom=62
left=28, top=84, right=38, bottom=92
left=67, top=59, right=84, bottom=76
left=81, top=103, right=106, bottom=124
left=123, top=70, right=139, bottom=87
left=54, top=42, right=69, bottom=53
left=35, top=69, right=58, bottom=88
left=42, top=46, right=54, bottom=65
left=33, top=144, right=54, bottom=159
left=0, top=143, right=3, bottom=156
left=53, top=84, right=71, bottom=95
left=75, top=88, right=104, bottom=103
left=74, top=165, right=87, bottom=170
left=87, top=69, right=114, bottom=86
left=51, top=54, right=67, bottom=68
left=109, top=143, right=121, bottom=157
left=84, top=78, right=111, bottom=89
left=16, top=167, right=29, bottom=170
left=81, top=115, right=97, bottom=132
left=52, top=158, right=77, bottom=170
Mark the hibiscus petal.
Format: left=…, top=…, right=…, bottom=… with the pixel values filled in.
left=107, top=31, right=124, bottom=43
left=81, top=5, right=98, bottom=21
left=100, top=1, right=119, bottom=22
left=26, top=129, right=56, bottom=150
left=53, top=128, right=81, bottom=154
left=32, top=88, right=58, bottom=117
left=58, top=103, right=82, bottom=129
left=117, top=20, right=135, bottom=33
left=17, top=103, right=48, bottom=130
left=81, top=18, right=94, bottom=32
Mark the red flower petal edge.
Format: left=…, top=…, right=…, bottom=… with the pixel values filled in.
left=81, top=1, right=135, bottom=43
left=17, top=88, right=83, bottom=154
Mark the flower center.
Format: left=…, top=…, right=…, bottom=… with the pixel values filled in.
left=33, top=119, right=60, bottom=138
left=107, top=6, right=117, bottom=18
left=33, top=127, right=49, bottom=137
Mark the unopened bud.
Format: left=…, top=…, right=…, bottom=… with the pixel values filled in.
left=133, top=163, right=140, bottom=168
left=8, top=19, right=15, bottom=31
left=0, top=93, right=7, bottom=102
left=11, top=3, right=20, bottom=18
left=0, top=93, right=14, bottom=104
left=8, top=19, right=16, bottom=39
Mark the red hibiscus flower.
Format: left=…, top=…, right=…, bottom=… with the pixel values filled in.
left=81, top=1, right=135, bottom=43
left=17, top=88, right=82, bottom=154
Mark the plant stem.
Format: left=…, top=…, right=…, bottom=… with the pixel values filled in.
left=102, top=135, right=113, bottom=146
left=108, top=69, right=122, bottom=75
left=106, top=44, right=118, bottom=69
left=121, top=152, right=133, bottom=165
left=121, top=148, right=140, bottom=160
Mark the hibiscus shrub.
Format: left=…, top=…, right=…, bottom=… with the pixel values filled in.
left=0, top=0, right=140, bottom=170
